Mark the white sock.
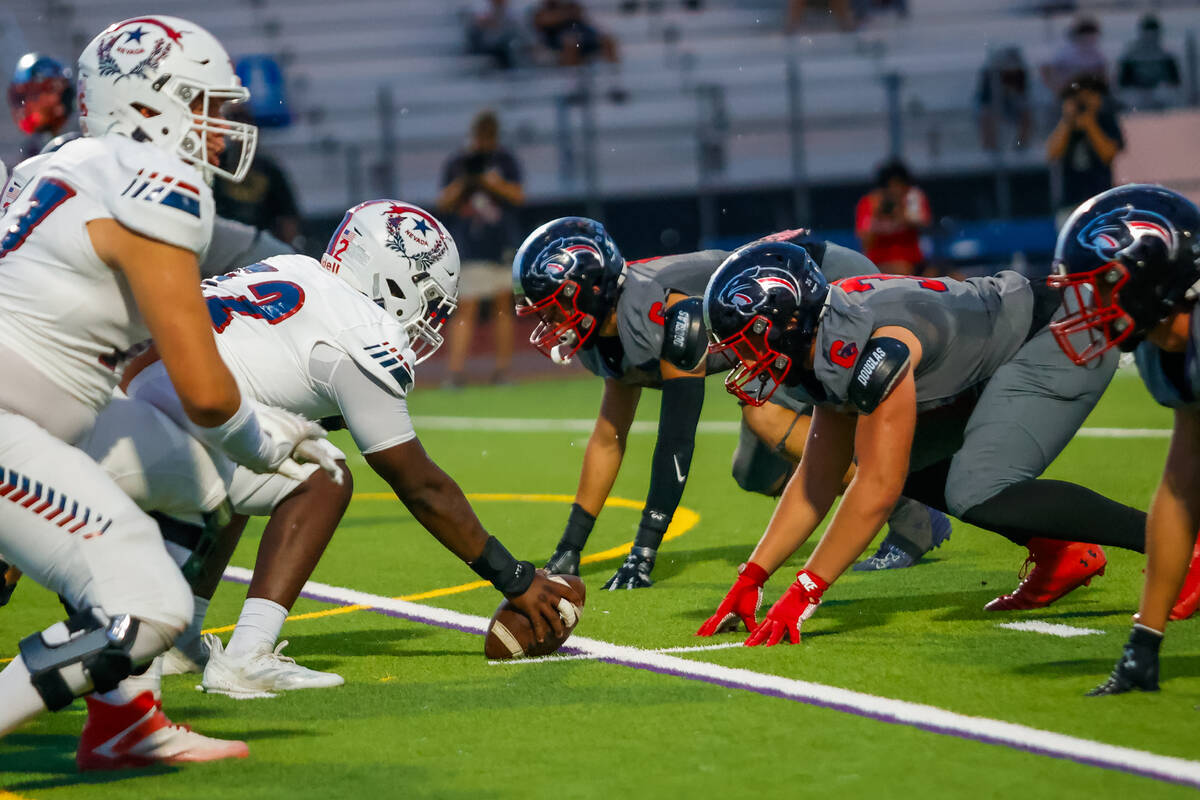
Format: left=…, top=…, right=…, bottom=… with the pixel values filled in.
left=0, top=656, right=50, bottom=737
left=224, top=598, right=287, bottom=659
left=93, top=657, right=163, bottom=705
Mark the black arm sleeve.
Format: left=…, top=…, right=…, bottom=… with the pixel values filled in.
left=635, top=377, right=705, bottom=550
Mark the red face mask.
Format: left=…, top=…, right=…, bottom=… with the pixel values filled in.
left=1047, top=262, right=1134, bottom=365
left=515, top=280, right=596, bottom=365
left=9, top=77, right=70, bottom=135
left=708, top=316, right=792, bottom=406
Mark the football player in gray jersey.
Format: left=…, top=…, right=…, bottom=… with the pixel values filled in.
left=512, top=218, right=950, bottom=591
left=696, top=240, right=1149, bottom=645
left=1050, top=185, right=1200, bottom=695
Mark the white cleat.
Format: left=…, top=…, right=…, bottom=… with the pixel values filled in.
left=161, top=632, right=215, bottom=676
left=200, top=637, right=344, bottom=699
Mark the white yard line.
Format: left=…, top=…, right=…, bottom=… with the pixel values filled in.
left=415, top=416, right=1170, bottom=438
left=229, top=566, right=1200, bottom=790
left=998, top=621, right=1104, bottom=638
left=487, top=641, right=745, bottom=665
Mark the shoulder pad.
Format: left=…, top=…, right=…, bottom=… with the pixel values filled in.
left=661, top=296, right=708, bottom=372
left=847, top=337, right=911, bottom=414
left=107, top=140, right=213, bottom=256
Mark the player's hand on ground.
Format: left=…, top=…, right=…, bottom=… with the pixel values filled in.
left=544, top=545, right=581, bottom=576
left=696, top=562, right=768, bottom=636
left=745, top=570, right=827, bottom=647
left=508, top=570, right=573, bottom=644
left=602, top=546, right=655, bottom=590
left=1087, top=625, right=1162, bottom=696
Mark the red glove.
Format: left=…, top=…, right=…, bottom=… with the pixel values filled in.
left=696, top=562, right=769, bottom=636
left=744, top=569, right=828, bottom=647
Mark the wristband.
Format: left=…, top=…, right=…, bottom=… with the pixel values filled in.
left=469, top=536, right=535, bottom=596
left=558, top=503, right=596, bottom=552
left=634, top=507, right=670, bottom=550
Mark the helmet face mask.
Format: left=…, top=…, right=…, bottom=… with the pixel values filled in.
left=702, top=242, right=828, bottom=407
left=518, top=279, right=598, bottom=364
left=8, top=53, right=74, bottom=136
left=708, top=315, right=792, bottom=405
left=76, top=16, right=257, bottom=184
left=322, top=200, right=460, bottom=364
left=1048, top=184, right=1200, bottom=365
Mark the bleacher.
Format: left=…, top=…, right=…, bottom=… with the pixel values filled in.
left=2, top=0, right=1198, bottom=217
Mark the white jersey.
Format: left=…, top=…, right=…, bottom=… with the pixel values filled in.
left=0, top=134, right=213, bottom=415
left=201, top=254, right=416, bottom=449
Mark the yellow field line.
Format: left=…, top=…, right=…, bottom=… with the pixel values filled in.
left=0, top=493, right=698, bottom=652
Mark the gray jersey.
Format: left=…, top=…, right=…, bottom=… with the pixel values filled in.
left=788, top=271, right=1034, bottom=412
left=578, top=239, right=874, bottom=387
left=1134, top=303, right=1200, bottom=410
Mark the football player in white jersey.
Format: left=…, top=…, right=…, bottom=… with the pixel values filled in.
left=73, top=199, right=576, bottom=758
left=0, top=15, right=333, bottom=762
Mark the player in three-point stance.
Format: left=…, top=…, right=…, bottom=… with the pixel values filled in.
left=0, top=15, right=332, bottom=761
left=72, top=199, right=576, bottom=765
left=693, top=240, right=1163, bottom=644
left=1048, top=184, right=1200, bottom=694
left=512, top=220, right=950, bottom=591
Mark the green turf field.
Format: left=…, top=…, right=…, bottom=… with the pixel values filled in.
left=1, top=366, right=1197, bottom=799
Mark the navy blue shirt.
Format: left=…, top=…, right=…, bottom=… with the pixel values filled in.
left=440, top=147, right=523, bottom=264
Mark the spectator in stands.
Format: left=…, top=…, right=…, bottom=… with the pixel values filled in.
left=466, top=0, right=530, bottom=70
left=437, top=110, right=524, bottom=387
left=1046, top=76, right=1124, bottom=227
left=212, top=107, right=302, bottom=247
left=1041, top=16, right=1107, bottom=95
left=855, top=159, right=932, bottom=276
left=533, top=0, right=620, bottom=67
left=977, top=46, right=1032, bottom=151
left=786, top=0, right=856, bottom=32
left=1118, top=14, right=1182, bottom=111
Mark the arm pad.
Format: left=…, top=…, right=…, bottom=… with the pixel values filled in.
left=661, top=297, right=708, bottom=372
left=848, top=337, right=911, bottom=414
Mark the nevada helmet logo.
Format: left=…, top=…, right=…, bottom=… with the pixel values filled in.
left=95, top=18, right=185, bottom=82
left=383, top=204, right=449, bottom=271
left=718, top=266, right=799, bottom=313
left=1078, top=206, right=1176, bottom=261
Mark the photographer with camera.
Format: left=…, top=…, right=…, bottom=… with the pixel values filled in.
left=854, top=159, right=932, bottom=275
left=437, top=110, right=525, bottom=386
left=1046, top=76, right=1124, bottom=227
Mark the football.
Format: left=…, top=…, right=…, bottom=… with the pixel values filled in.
left=484, top=574, right=586, bottom=660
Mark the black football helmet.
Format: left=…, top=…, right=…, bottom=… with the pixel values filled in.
left=512, top=217, right=625, bottom=364
left=702, top=241, right=829, bottom=405
left=1048, top=184, right=1200, bottom=364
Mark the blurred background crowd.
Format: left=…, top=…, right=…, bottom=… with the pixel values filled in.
left=3, top=0, right=1199, bottom=382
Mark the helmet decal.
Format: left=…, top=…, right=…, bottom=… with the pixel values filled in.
left=95, top=19, right=186, bottom=83
left=1078, top=206, right=1176, bottom=261
left=532, top=238, right=600, bottom=280
left=717, top=266, right=799, bottom=313
left=383, top=204, right=450, bottom=273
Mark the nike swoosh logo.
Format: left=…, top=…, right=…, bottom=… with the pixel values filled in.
left=673, top=454, right=687, bottom=483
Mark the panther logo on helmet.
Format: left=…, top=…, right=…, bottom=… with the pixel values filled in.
left=533, top=238, right=600, bottom=280
left=383, top=204, right=450, bottom=273
left=717, top=266, right=799, bottom=313
left=1078, top=207, right=1176, bottom=261
left=94, top=19, right=185, bottom=83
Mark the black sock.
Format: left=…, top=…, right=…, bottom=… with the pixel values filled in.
left=961, top=479, right=1146, bottom=552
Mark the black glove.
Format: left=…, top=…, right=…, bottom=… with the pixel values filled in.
left=602, top=546, right=656, bottom=590
left=1087, top=624, right=1162, bottom=696
left=544, top=545, right=581, bottom=576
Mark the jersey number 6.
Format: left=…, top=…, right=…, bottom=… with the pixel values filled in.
left=206, top=280, right=306, bottom=333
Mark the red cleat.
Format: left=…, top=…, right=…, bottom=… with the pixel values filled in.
left=77, top=691, right=248, bottom=771
left=984, top=538, right=1107, bottom=611
left=1169, top=536, right=1200, bottom=621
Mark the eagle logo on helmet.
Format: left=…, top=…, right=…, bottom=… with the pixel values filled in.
left=95, top=19, right=184, bottom=82
left=1078, top=206, right=1176, bottom=261
left=532, top=238, right=601, bottom=281
left=718, top=266, right=799, bottom=313
left=384, top=204, right=449, bottom=272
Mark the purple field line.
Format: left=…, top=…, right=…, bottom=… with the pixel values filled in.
left=220, top=567, right=1200, bottom=791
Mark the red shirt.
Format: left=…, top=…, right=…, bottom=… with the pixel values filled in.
left=854, top=188, right=930, bottom=270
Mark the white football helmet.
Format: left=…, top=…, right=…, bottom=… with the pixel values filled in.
left=76, top=15, right=257, bottom=183
left=321, top=200, right=460, bottom=363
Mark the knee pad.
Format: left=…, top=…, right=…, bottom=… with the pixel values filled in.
left=18, top=609, right=146, bottom=710
left=731, top=426, right=793, bottom=496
